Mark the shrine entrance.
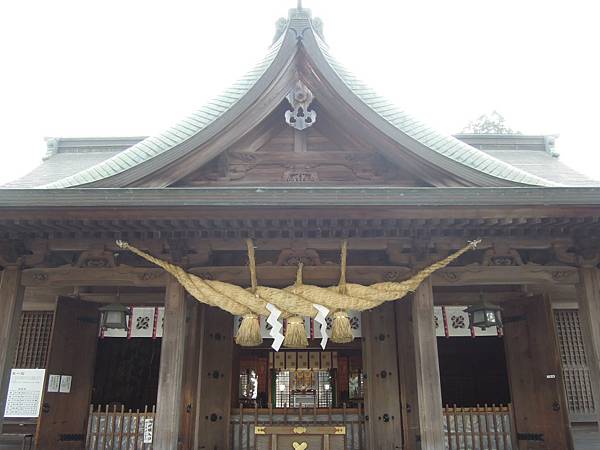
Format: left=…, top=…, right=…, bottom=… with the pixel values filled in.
left=232, top=335, right=366, bottom=450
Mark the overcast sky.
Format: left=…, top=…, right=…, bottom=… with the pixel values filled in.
left=1, top=0, right=599, bottom=185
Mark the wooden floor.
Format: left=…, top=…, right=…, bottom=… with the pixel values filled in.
left=574, top=426, right=600, bottom=450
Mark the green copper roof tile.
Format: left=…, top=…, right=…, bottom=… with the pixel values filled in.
left=44, top=13, right=554, bottom=188
left=313, top=32, right=555, bottom=186
left=43, top=35, right=284, bottom=188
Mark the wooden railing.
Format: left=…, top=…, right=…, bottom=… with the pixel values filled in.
left=85, top=402, right=512, bottom=449
left=231, top=403, right=366, bottom=450
left=86, top=404, right=155, bottom=450
left=443, top=404, right=516, bottom=450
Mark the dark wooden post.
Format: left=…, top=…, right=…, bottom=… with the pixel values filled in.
left=411, top=278, right=444, bottom=448
left=179, top=299, right=204, bottom=449
left=577, top=267, right=600, bottom=424
left=154, top=276, right=187, bottom=449
left=0, top=267, right=24, bottom=433
left=395, top=297, right=421, bottom=450
left=362, top=302, right=403, bottom=449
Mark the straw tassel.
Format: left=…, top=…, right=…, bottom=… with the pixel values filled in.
left=283, top=315, right=308, bottom=348
left=331, top=240, right=353, bottom=344
left=236, top=313, right=262, bottom=346
left=235, top=240, right=263, bottom=346
left=331, top=310, right=353, bottom=343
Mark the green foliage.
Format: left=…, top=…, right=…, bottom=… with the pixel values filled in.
left=462, top=111, right=520, bottom=134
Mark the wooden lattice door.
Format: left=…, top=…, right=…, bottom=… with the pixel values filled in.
left=554, top=309, right=597, bottom=421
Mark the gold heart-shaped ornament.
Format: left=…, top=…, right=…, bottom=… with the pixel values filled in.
left=292, top=442, right=308, bottom=450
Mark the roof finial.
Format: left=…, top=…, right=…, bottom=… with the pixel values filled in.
left=297, top=0, right=303, bottom=9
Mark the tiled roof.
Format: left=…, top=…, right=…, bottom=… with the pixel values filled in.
left=41, top=35, right=285, bottom=188
left=480, top=149, right=598, bottom=186
left=3, top=151, right=121, bottom=188
left=38, top=7, right=559, bottom=188
left=312, top=34, right=556, bottom=186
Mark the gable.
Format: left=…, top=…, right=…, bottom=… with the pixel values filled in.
left=173, top=102, right=430, bottom=187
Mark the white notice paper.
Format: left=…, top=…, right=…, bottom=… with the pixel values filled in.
left=59, top=375, right=72, bottom=393
left=143, top=418, right=154, bottom=443
left=47, top=374, right=60, bottom=393
left=4, top=369, right=45, bottom=418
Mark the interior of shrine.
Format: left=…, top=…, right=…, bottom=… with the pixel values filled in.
left=89, top=320, right=511, bottom=411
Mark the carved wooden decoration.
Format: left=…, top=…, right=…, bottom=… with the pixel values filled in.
left=254, top=426, right=346, bottom=450
left=285, top=81, right=317, bottom=130
left=276, top=248, right=321, bottom=266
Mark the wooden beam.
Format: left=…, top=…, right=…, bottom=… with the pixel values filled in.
left=2, top=202, right=600, bottom=222
left=29, top=236, right=571, bottom=253
left=577, top=267, right=600, bottom=425
left=154, top=276, right=187, bottom=449
left=21, top=264, right=579, bottom=288
left=412, top=279, right=444, bottom=448
left=293, top=128, right=307, bottom=153
left=0, top=267, right=24, bottom=433
left=22, top=266, right=167, bottom=288
left=432, top=265, right=579, bottom=286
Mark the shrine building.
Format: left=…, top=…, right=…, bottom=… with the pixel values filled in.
left=1, top=4, right=600, bottom=450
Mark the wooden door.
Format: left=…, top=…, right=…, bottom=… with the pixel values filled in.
left=194, top=306, right=234, bottom=450
left=503, top=295, right=573, bottom=450
left=35, top=297, right=99, bottom=450
left=362, top=303, right=403, bottom=450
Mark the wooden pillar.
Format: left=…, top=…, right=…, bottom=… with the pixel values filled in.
left=193, top=306, right=234, bottom=450
left=154, top=276, right=187, bottom=450
left=577, top=267, right=600, bottom=424
left=395, top=297, right=421, bottom=450
left=411, top=278, right=444, bottom=449
left=179, top=299, right=204, bottom=450
left=0, top=267, right=24, bottom=433
left=362, top=302, right=403, bottom=450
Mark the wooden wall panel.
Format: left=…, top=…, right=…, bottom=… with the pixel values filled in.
left=362, top=302, right=403, bottom=450
left=0, top=267, right=24, bottom=433
left=503, top=295, right=573, bottom=450
left=35, top=297, right=99, bottom=449
left=577, top=267, right=600, bottom=425
left=194, top=306, right=234, bottom=450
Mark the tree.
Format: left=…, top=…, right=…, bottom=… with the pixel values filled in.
left=462, top=111, right=520, bottom=134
